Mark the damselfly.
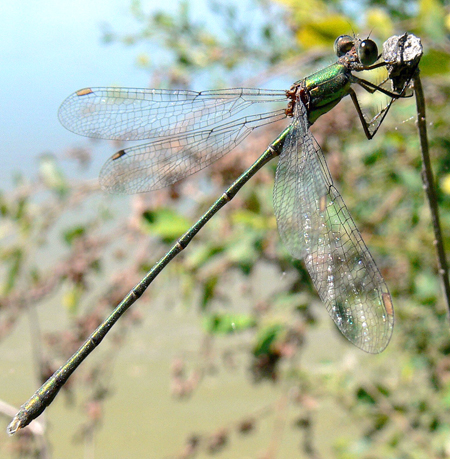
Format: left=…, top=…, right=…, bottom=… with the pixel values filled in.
left=8, top=34, right=411, bottom=434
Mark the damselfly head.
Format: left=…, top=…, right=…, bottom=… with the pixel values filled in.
left=334, top=35, right=379, bottom=68
left=357, top=39, right=379, bottom=66
left=334, top=35, right=354, bottom=57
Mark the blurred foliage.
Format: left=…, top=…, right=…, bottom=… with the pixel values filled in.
left=102, top=0, right=294, bottom=87
left=2, top=0, right=450, bottom=458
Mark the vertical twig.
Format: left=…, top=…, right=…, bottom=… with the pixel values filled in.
left=383, top=33, right=450, bottom=314
left=413, top=74, right=450, bottom=314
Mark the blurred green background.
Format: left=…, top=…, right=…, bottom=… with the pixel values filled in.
left=2, top=0, right=450, bottom=457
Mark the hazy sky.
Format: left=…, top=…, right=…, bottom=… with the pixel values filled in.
left=1, top=0, right=179, bottom=185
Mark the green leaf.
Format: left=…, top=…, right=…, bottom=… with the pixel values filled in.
left=253, top=323, right=284, bottom=357
left=420, top=49, right=450, bottom=77
left=141, top=208, right=191, bottom=242
left=63, top=226, right=86, bottom=246
left=200, top=275, right=219, bottom=309
left=419, top=0, right=446, bottom=41
left=203, top=312, right=256, bottom=334
left=356, top=387, right=376, bottom=404
left=2, top=247, right=23, bottom=295
left=231, top=209, right=269, bottom=231
left=186, top=242, right=224, bottom=269
left=295, top=15, right=356, bottom=48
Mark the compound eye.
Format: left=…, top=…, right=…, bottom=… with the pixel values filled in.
left=334, top=35, right=354, bottom=57
left=357, top=39, right=378, bottom=66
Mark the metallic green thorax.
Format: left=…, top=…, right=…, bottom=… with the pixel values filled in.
left=290, top=63, right=352, bottom=125
left=306, top=63, right=351, bottom=123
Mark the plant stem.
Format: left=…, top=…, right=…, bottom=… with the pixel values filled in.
left=414, top=73, right=450, bottom=314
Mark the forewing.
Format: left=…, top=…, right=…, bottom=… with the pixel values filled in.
left=58, top=87, right=287, bottom=141
left=100, top=110, right=287, bottom=193
left=273, top=102, right=394, bottom=353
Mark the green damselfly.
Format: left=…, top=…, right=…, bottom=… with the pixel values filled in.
left=8, top=34, right=411, bottom=435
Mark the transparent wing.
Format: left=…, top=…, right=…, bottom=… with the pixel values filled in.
left=58, top=87, right=287, bottom=141
left=273, top=103, right=331, bottom=260
left=100, top=110, right=287, bottom=194
left=273, top=102, right=394, bottom=353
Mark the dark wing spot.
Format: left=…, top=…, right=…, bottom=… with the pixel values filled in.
left=76, top=88, right=94, bottom=96
left=112, top=150, right=126, bottom=161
